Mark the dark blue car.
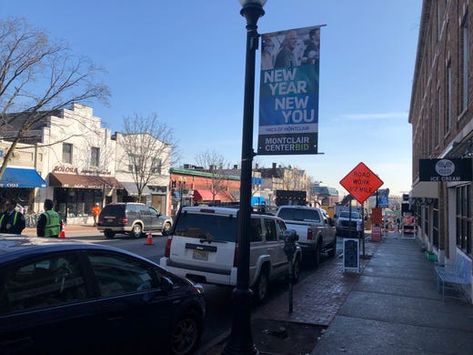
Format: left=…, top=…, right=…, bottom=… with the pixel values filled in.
left=0, top=236, right=205, bottom=355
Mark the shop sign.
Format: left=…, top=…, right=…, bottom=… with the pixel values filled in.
left=419, top=159, right=472, bottom=182
left=377, top=188, right=390, bottom=208
left=258, top=25, right=322, bottom=155
left=81, top=169, right=111, bottom=175
left=53, top=165, right=78, bottom=174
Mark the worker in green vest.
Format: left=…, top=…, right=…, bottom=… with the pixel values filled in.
left=0, top=199, right=25, bottom=234
left=37, top=199, right=61, bottom=238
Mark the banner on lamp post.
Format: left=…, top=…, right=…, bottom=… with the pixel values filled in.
left=258, top=25, right=322, bottom=155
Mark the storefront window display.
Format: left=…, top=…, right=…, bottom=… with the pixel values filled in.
left=53, top=188, right=104, bottom=220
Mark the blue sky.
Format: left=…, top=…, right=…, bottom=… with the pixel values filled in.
left=2, top=0, right=422, bottom=196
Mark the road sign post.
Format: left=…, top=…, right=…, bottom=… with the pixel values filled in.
left=340, top=162, right=384, bottom=268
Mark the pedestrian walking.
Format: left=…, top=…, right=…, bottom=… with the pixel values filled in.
left=91, top=203, right=101, bottom=227
left=37, top=199, right=61, bottom=238
left=0, top=199, right=25, bottom=234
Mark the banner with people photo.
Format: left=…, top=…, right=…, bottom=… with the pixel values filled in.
left=258, top=25, right=321, bottom=155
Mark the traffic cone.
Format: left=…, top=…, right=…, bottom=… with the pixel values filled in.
left=145, top=231, right=153, bottom=246
left=59, top=221, right=66, bottom=239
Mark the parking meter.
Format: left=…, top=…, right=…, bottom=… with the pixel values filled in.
left=283, top=229, right=298, bottom=313
left=283, top=229, right=299, bottom=265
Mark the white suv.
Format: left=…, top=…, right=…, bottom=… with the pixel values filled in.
left=160, top=206, right=302, bottom=302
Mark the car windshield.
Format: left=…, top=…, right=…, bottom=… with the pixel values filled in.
left=340, top=211, right=361, bottom=219
left=174, top=212, right=237, bottom=242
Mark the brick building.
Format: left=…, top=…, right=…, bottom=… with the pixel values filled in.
left=169, top=167, right=240, bottom=215
left=409, top=0, right=472, bottom=300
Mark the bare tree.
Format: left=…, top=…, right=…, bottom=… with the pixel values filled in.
left=0, top=18, right=109, bottom=178
left=118, top=113, right=176, bottom=201
left=195, top=149, right=229, bottom=203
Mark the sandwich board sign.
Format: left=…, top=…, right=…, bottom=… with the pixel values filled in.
left=343, top=238, right=360, bottom=273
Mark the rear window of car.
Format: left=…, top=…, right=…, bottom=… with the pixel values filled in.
left=174, top=212, right=237, bottom=242
left=101, top=205, right=125, bottom=216
left=126, top=204, right=142, bottom=213
left=278, top=208, right=320, bottom=222
left=339, top=212, right=361, bottom=219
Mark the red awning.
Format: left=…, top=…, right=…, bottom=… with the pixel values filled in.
left=193, top=189, right=235, bottom=203
left=49, top=173, right=121, bottom=189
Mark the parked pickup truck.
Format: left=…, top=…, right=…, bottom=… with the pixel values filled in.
left=335, top=208, right=363, bottom=237
left=275, top=205, right=336, bottom=265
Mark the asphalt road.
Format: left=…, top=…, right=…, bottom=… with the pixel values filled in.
left=67, top=233, right=343, bottom=349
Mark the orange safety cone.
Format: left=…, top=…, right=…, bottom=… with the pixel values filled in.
left=59, top=221, right=66, bottom=239
left=145, top=231, right=153, bottom=246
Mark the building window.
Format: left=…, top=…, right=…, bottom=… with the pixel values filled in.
left=62, top=143, right=73, bottom=164
left=456, top=185, right=471, bottom=255
left=445, top=61, right=452, bottom=134
left=91, top=147, right=100, bottom=167
left=433, top=200, right=439, bottom=248
left=460, top=13, right=469, bottom=112
left=424, top=206, right=429, bottom=241
left=437, top=1, right=443, bottom=40
left=128, top=154, right=138, bottom=172
left=152, top=158, right=162, bottom=174
left=435, top=88, right=440, bottom=146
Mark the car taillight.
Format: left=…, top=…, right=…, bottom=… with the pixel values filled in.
left=233, top=244, right=239, bottom=267
left=165, top=236, right=173, bottom=257
left=307, top=228, right=314, bottom=240
left=121, top=217, right=128, bottom=225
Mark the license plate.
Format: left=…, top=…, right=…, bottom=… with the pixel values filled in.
left=193, top=249, right=209, bottom=261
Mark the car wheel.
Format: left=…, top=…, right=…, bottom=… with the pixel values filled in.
left=104, top=230, right=115, bottom=239
left=292, top=257, right=301, bottom=284
left=254, top=267, right=269, bottom=303
left=328, top=240, right=336, bottom=257
left=170, top=314, right=200, bottom=355
left=163, top=222, right=172, bottom=233
left=131, top=223, right=143, bottom=238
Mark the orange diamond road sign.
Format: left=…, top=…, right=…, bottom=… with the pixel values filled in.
left=340, top=162, right=384, bottom=204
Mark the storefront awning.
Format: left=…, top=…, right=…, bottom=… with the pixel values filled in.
left=193, top=189, right=235, bottom=203
left=0, top=167, right=47, bottom=188
left=120, top=181, right=151, bottom=196
left=411, top=181, right=439, bottom=199
left=49, top=173, right=121, bottom=189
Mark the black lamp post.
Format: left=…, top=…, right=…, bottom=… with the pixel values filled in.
left=223, top=1, right=266, bottom=354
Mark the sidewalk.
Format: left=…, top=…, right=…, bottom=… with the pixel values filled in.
left=314, top=234, right=473, bottom=355
left=22, top=224, right=99, bottom=237
left=202, top=238, right=379, bottom=354
left=204, top=233, right=473, bottom=354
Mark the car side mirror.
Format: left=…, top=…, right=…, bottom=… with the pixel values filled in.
left=328, top=218, right=335, bottom=227
left=161, top=276, right=174, bottom=293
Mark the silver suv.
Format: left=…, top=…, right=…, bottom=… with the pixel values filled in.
left=160, top=206, right=302, bottom=303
